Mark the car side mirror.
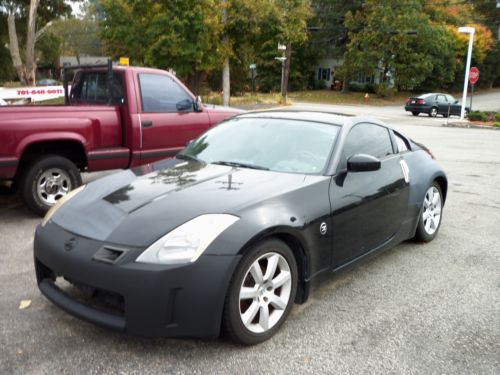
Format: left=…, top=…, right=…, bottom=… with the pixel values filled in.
left=193, top=96, right=203, bottom=112
left=176, top=98, right=192, bottom=111
left=347, top=154, right=381, bottom=172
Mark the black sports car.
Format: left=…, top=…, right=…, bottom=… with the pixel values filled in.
left=405, top=93, right=469, bottom=117
left=34, top=111, right=447, bottom=345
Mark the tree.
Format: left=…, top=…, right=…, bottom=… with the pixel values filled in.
left=99, top=0, right=224, bottom=93
left=309, top=0, right=363, bottom=58
left=1, top=0, right=72, bottom=85
left=50, top=2, right=102, bottom=64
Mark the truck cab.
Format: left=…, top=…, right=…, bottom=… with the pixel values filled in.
left=0, top=64, right=242, bottom=215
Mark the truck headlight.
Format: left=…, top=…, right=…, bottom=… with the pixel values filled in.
left=41, top=185, right=86, bottom=227
left=135, top=214, right=239, bottom=265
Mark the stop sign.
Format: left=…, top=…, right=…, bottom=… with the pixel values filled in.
left=469, top=67, right=479, bottom=85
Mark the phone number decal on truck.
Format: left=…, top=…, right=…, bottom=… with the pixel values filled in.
left=16, top=89, right=64, bottom=96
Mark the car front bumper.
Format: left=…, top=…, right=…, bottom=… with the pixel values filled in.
left=34, top=223, right=240, bottom=338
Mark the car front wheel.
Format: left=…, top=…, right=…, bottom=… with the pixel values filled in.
left=411, top=111, right=419, bottom=116
left=414, top=182, right=443, bottom=242
left=428, top=107, right=438, bottom=117
left=223, top=239, right=298, bottom=345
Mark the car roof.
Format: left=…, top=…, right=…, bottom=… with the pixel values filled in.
left=236, top=109, right=388, bottom=130
left=238, top=110, right=351, bottom=126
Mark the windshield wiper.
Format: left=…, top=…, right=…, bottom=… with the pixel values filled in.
left=176, top=153, right=200, bottom=162
left=212, top=160, right=269, bottom=170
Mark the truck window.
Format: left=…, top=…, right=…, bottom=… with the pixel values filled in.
left=139, top=74, right=193, bottom=113
left=71, top=72, right=124, bottom=105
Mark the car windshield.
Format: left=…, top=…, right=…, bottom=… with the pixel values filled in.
left=181, top=117, right=340, bottom=174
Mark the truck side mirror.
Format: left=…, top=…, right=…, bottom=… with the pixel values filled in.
left=193, top=96, right=203, bottom=112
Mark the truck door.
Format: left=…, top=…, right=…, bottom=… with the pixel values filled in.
left=137, top=73, right=210, bottom=164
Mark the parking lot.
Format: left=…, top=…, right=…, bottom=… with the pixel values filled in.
left=0, top=110, right=499, bottom=374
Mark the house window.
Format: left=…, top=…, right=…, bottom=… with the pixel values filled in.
left=318, top=68, right=331, bottom=81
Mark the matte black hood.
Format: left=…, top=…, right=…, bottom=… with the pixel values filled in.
left=52, top=158, right=324, bottom=247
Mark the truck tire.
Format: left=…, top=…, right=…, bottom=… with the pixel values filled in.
left=21, top=155, right=82, bottom=216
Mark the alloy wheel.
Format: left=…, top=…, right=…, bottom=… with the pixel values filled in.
left=238, top=252, right=292, bottom=334
left=422, top=186, right=442, bottom=235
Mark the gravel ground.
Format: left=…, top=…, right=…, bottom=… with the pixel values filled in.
left=0, top=119, right=498, bottom=374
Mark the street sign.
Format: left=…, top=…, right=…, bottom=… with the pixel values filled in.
left=249, top=64, right=256, bottom=69
left=469, top=66, right=479, bottom=85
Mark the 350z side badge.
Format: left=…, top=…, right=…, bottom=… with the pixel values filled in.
left=320, top=222, right=327, bottom=235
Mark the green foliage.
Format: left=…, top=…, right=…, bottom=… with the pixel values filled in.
left=310, top=0, right=363, bottom=58
left=467, top=111, right=487, bottom=121
left=341, top=0, right=440, bottom=90
left=51, top=15, right=102, bottom=59
left=375, top=83, right=396, bottom=98
left=478, top=41, right=500, bottom=89
left=36, top=32, right=61, bottom=68
left=348, top=82, right=376, bottom=93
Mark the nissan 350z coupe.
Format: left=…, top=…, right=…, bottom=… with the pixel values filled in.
left=34, top=111, right=447, bottom=345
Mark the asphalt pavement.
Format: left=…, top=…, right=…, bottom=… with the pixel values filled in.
left=0, top=104, right=499, bottom=374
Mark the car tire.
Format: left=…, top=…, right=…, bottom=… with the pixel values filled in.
left=223, top=238, right=298, bottom=345
left=428, top=107, right=438, bottom=117
left=411, top=112, right=419, bottom=116
left=21, top=155, right=82, bottom=216
left=414, top=182, right=443, bottom=242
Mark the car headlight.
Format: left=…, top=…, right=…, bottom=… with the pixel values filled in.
left=135, top=214, right=239, bottom=265
left=41, top=185, right=86, bottom=227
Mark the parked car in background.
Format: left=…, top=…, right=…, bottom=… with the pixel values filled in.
left=0, top=98, right=6, bottom=106
left=0, top=64, right=242, bottom=215
left=34, top=111, right=447, bottom=345
left=405, top=93, right=469, bottom=118
left=36, top=79, right=59, bottom=86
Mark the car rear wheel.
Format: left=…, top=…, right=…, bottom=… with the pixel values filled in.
left=223, top=239, right=297, bottom=345
left=411, top=112, right=419, bottom=116
left=21, top=155, right=82, bottom=216
left=414, top=182, right=443, bottom=242
left=428, top=107, right=438, bottom=117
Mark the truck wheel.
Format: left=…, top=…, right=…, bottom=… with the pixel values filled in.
left=21, top=155, right=82, bottom=216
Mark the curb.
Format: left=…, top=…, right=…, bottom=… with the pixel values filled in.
left=442, top=122, right=500, bottom=130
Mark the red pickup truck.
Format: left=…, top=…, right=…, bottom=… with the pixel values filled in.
left=0, top=65, right=242, bottom=215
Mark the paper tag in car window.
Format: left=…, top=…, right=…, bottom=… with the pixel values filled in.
left=400, top=160, right=410, bottom=183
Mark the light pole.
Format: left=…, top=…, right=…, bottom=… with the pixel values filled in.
left=276, top=43, right=287, bottom=104
left=458, top=26, right=475, bottom=121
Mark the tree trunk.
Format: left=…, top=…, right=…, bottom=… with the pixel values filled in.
left=25, top=0, right=41, bottom=86
left=222, top=57, right=230, bottom=106
left=7, top=13, right=25, bottom=85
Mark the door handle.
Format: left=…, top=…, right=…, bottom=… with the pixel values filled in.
left=141, top=120, right=153, bottom=128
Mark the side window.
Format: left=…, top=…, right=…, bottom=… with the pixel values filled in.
left=394, top=131, right=410, bottom=153
left=71, top=72, right=124, bottom=105
left=139, top=74, right=192, bottom=113
left=343, top=123, right=394, bottom=160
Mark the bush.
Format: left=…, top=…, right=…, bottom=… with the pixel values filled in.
left=348, top=82, right=365, bottom=92
left=494, top=112, right=500, bottom=122
left=309, top=79, right=327, bottom=90
left=493, top=122, right=500, bottom=127
left=375, top=83, right=397, bottom=98
left=468, top=111, right=488, bottom=121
